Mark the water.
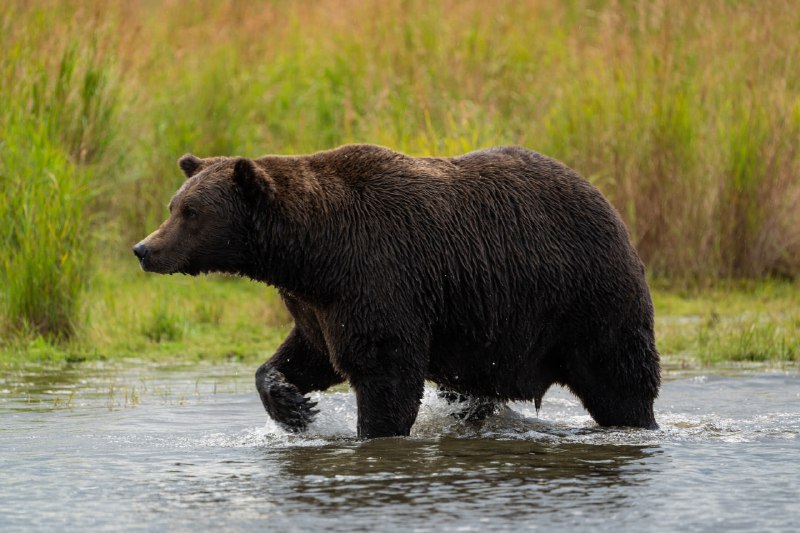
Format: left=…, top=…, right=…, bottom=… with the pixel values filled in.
left=1, top=362, right=798, bottom=532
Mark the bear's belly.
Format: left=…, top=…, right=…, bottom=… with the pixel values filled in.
left=427, top=329, right=559, bottom=401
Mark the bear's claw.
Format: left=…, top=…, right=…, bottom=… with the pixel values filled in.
left=276, top=395, right=318, bottom=433
left=257, top=367, right=319, bottom=432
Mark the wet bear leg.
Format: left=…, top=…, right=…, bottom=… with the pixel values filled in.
left=255, top=327, right=344, bottom=432
left=565, top=343, right=660, bottom=429
left=340, top=336, right=429, bottom=439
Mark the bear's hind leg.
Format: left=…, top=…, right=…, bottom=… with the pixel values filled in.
left=575, top=385, right=658, bottom=429
left=565, top=341, right=660, bottom=429
left=256, top=327, right=344, bottom=432
left=436, top=385, right=499, bottom=422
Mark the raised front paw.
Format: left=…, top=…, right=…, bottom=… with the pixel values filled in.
left=257, top=367, right=319, bottom=432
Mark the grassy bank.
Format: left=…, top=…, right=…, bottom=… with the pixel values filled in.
left=1, top=259, right=797, bottom=368
left=2, top=0, right=799, bottom=355
left=653, top=281, right=800, bottom=366
left=0, top=259, right=292, bottom=367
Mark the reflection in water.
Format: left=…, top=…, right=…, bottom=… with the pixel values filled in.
left=277, top=438, right=660, bottom=522
left=140, top=434, right=662, bottom=530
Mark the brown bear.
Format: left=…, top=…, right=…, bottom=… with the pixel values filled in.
left=133, top=144, right=660, bottom=438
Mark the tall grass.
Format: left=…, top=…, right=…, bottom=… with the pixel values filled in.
left=0, top=121, right=87, bottom=340
left=0, top=5, right=117, bottom=340
left=1, top=0, right=799, bottom=345
left=104, top=0, right=799, bottom=280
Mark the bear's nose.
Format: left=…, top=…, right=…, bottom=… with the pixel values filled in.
left=132, top=242, right=149, bottom=260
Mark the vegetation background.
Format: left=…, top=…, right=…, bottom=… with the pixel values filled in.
left=1, top=0, right=798, bottom=366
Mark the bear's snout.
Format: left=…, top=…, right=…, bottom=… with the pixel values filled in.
left=132, top=234, right=186, bottom=274
left=132, top=242, right=149, bottom=262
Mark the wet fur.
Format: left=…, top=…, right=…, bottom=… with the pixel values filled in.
left=135, top=144, right=661, bottom=438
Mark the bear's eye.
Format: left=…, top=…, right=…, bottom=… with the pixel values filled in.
left=183, top=206, right=198, bottom=219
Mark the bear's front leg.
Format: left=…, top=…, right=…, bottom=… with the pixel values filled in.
left=256, top=327, right=343, bottom=432
left=352, top=374, right=426, bottom=438
left=344, top=336, right=428, bottom=438
left=256, top=366, right=317, bottom=432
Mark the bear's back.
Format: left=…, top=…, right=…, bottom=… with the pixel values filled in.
left=311, top=144, right=595, bottom=195
left=303, top=144, right=639, bottom=304
left=304, top=144, right=630, bottom=269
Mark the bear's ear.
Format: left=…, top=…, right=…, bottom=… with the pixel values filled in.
left=178, top=153, right=203, bottom=178
left=233, top=157, right=272, bottom=200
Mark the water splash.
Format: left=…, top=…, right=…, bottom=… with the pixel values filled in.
left=196, top=378, right=800, bottom=449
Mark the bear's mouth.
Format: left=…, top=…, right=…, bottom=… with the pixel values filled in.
left=137, top=255, right=155, bottom=273
left=138, top=254, right=184, bottom=275
left=180, top=264, right=205, bottom=276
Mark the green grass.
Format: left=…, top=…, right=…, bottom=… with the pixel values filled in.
left=0, top=135, right=88, bottom=340
left=0, top=11, right=117, bottom=340
left=1, top=258, right=797, bottom=368
left=653, top=281, right=800, bottom=365
left=0, top=259, right=292, bottom=367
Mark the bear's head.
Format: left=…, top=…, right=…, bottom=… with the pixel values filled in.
left=132, top=154, right=272, bottom=277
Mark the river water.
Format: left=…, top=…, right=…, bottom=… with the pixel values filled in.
left=1, top=362, right=798, bottom=532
